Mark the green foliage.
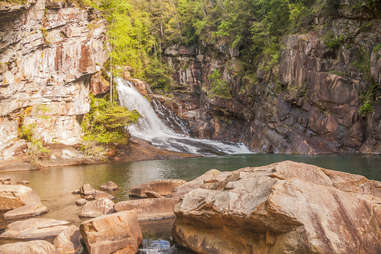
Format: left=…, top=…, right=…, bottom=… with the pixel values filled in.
left=359, top=82, right=377, bottom=116
left=81, top=96, right=140, bottom=144
left=208, top=69, right=231, bottom=98
left=323, top=32, right=345, bottom=50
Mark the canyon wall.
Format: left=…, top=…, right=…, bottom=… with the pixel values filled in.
left=0, top=0, right=106, bottom=160
left=159, top=1, right=381, bottom=154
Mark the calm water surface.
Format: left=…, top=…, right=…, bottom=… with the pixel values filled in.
left=0, top=154, right=380, bottom=247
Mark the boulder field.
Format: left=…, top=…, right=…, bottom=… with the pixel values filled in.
left=173, top=161, right=381, bottom=254
left=0, top=161, right=380, bottom=254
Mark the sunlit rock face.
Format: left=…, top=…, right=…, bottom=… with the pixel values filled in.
left=0, top=0, right=107, bottom=160
left=173, top=161, right=381, bottom=254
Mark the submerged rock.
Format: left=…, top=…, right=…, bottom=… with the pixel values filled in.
left=54, top=225, right=83, bottom=254
left=0, top=218, right=71, bottom=241
left=100, top=181, right=118, bottom=192
left=114, top=198, right=178, bottom=221
left=0, top=240, right=57, bottom=254
left=79, top=198, right=114, bottom=218
left=129, top=179, right=186, bottom=198
left=80, top=210, right=142, bottom=254
left=173, top=161, right=381, bottom=254
left=75, top=199, right=87, bottom=206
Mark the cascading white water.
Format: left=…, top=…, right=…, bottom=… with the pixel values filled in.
left=116, top=77, right=251, bottom=156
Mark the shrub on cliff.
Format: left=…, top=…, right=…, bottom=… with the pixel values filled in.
left=81, top=96, right=140, bottom=144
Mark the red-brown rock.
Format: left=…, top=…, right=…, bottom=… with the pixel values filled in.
left=173, top=161, right=381, bottom=254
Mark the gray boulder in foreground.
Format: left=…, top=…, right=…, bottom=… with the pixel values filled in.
left=173, top=161, right=381, bottom=254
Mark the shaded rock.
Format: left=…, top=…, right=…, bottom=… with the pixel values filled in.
left=145, top=191, right=164, bottom=198
left=99, top=181, right=118, bottom=192
left=0, top=185, right=41, bottom=211
left=4, top=203, right=48, bottom=220
left=79, top=198, right=114, bottom=218
left=75, top=199, right=87, bottom=206
left=114, top=198, right=178, bottom=221
left=54, top=225, right=83, bottom=254
left=129, top=179, right=186, bottom=198
left=0, top=218, right=71, bottom=241
left=78, top=184, right=96, bottom=196
left=83, top=190, right=114, bottom=201
left=173, top=161, right=381, bottom=254
left=0, top=240, right=58, bottom=254
left=80, top=210, right=142, bottom=254
left=89, top=71, right=109, bottom=96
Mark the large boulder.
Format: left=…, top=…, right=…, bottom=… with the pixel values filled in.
left=173, top=161, right=381, bottom=254
left=54, top=225, right=83, bottom=254
left=0, top=185, right=41, bottom=211
left=129, top=179, right=186, bottom=198
left=80, top=210, right=142, bottom=254
left=114, top=198, right=178, bottom=221
left=0, top=240, right=58, bottom=254
left=79, top=198, right=115, bottom=218
left=0, top=218, right=71, bottom=241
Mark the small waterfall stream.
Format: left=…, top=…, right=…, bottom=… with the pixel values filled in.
left=116, top=77, right=251, bottom=156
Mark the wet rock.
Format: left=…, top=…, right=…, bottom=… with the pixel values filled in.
left=0, top=218, right=71, bottom=241
left=54, top=225, right=83, bottom=254
left=80, top=210, right=142, bottom=254
left=75, top=199, right=87, bottom=206
left=129, top=179, right=186, bottom=198
left=4, top=203, right=48, bottom=220
left=79, top=198, right=114, bottom=218
left=78, top=184, right=96, bottom=196
left=99, top=181, right=118, bottom=192
left=0, top=185, right=41, bottom=211
left=114, top=198, right=178, bottom=221
left=0, top=240, right=57, bottom=254
left=173, top=161, right=381, bottom=254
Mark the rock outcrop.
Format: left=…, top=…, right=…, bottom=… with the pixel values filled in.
left=79, top=198, right=115, bottom=218
left=173, top=161, right=381, bottom=254
left=115, top=198, right=178, bottom=221
left=0, top=218, right=71, bottom=241
left=54, top=225, right=83, bottom=254
left=80, top=210, right=142, bottom=254
left=158, top=0, right=381, bottom=154
left=0, top=0, right=107, bottom=161
left=0, top=240, right=58, bottom=254
left=0, top=184, right=48, bottom=219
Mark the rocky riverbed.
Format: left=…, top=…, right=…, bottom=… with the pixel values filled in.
left=0, top=161, right=380, bottom=254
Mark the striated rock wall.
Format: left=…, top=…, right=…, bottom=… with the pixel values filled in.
left=161, top=1, right=381, bottom=154
left=0, top=0, right=107, bottom=160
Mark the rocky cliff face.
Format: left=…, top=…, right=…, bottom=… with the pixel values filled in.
left=160, top=0, right=381, bottom=154
left=0, top=0, right=106, bottom=160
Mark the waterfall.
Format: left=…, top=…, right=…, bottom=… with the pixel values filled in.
left=116, top=77, right=251, bottom=156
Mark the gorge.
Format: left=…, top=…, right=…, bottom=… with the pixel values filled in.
left=0, top=0, right=381, bottom=253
